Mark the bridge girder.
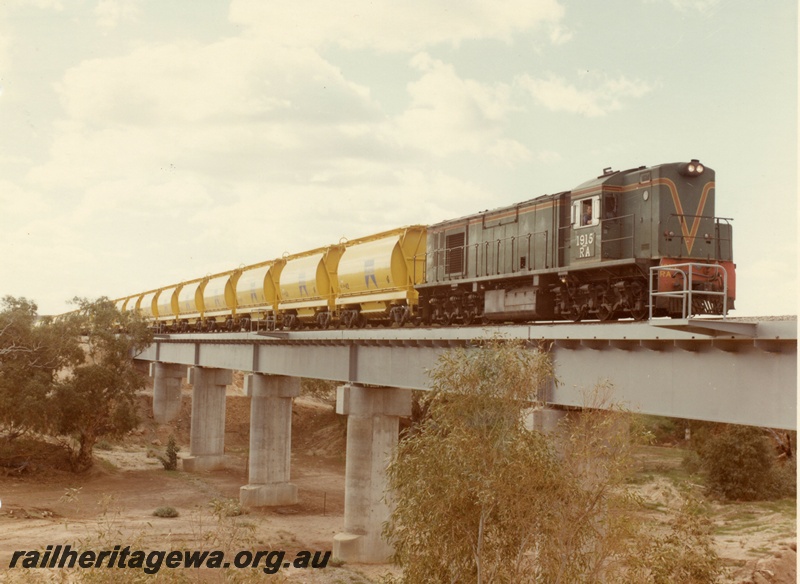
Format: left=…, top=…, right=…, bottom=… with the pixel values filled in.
left=134, top=319, right=797, bottom=430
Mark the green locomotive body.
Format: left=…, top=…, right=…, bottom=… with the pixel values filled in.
left=418, top=160, right=735, bottom=323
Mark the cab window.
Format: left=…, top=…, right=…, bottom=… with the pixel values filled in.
left=572, top=196, right=599, bottom=228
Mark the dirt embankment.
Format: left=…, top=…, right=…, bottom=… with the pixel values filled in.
left=0, top=383, right=795, bottom=583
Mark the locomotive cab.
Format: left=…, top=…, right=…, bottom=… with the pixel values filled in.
left=648, top=161, right=735, bottom=316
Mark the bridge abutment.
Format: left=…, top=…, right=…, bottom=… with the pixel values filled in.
left=182, top=366, right=231, bottom=472
left=240, top=373, right=300, bottom=507
left=150, top=362, right=186, bottom=424
left=333, top=383, right=411, bottom=564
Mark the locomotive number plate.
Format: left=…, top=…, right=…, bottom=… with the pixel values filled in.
left=576, top=232, right=595, bottom=258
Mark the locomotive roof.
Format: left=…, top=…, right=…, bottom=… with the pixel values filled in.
left=429, top=161, right=710, bottom=230
left=429, top=189, right=569, bottom=229
left=571, top=164, right=647, bottom=191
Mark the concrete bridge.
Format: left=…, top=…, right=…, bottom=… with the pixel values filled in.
left=134, top=317, right=797, bottom=563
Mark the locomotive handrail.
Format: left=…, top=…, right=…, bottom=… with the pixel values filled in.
left=648, top=262, right=728, bottom=320
left=665, top=215, right=733, bottom=239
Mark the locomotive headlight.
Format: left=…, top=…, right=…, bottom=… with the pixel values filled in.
left=679, top=159, right=705, bottom=176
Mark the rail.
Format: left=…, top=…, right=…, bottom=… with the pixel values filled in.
left=648, top=262, right=728, bottom=320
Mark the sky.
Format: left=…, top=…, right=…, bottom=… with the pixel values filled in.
left=0, top=0, right=796, bottom=317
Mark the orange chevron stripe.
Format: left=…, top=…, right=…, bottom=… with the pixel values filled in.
left=656, top=178, right=714, bottom=254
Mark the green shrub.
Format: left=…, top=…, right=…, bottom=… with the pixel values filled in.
left=94, top=439, right=114, bottom=451
left=157, top=434, right=179, bottom=471
left=153, top=506, right=179, bottom=518
left=766, top=457, right=797, bottom=499
left=701, top=425, right=776, bottom=500
left=681, top=449, right=704, bottom=474
left=301, top=378, right=337, bottom=403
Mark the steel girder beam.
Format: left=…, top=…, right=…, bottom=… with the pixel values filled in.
left=134, top=319, right=797, bottom=429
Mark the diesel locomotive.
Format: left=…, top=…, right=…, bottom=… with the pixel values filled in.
left=114, top=159, right=735, bottom=331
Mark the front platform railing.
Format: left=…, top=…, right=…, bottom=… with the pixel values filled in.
left=649, top=262, right=728, bottom=320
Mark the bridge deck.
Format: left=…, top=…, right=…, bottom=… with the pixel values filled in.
left=136, top=318, right=797, bottom=429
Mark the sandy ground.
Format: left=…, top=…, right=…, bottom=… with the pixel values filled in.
left=0, top=392, right=795, bottom=583
left=0, top=395, right=398, bottom=583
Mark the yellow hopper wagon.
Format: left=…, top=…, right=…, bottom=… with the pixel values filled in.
left=201, top=269, right=240, bottom=331
left=278, top=244, right=345, bottom=330
left=234, top=259, right=285, bottom=331
left=336, top=226, right=427, bottom=327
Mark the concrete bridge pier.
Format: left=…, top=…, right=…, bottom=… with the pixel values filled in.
left=333, top=383, right=411, bottom=564
left=240, top=374, right=300, bottom=507
left=528, top=407, right=570, bottom=433
left=182, top=366, right=232, bottom=472
left=150, top=362, right=186, bottom=423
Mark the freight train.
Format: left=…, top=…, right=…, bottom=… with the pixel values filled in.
left=114, top=160, right=735, bottom=331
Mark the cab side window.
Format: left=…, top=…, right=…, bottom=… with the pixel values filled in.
left=580, top=199, right=593, bottom=226
left=572, top=196, right=600, bottom=228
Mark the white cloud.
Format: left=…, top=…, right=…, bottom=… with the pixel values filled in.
left=3, top=0, right=64, bottom=9
left=549, top=25, right=573, bottom=45
left=517, top=72, right=652, bottom=117
left=664, top=0, right=720, bottom=15
left=393, top=53, right=529, bottom=160
left=30, top=38, right=382, bottom=189
left=95, top=0, right=140, bottom=30
left=228, top=0, right=565, bottom=51
left=8, top=3, right=579, bottom=312
left=17, top=35, right=513, bottom=311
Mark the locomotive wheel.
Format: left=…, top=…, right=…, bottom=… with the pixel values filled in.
left=597, top=303, right=616, bottom=322
left=628, top=283, right=649, bottom=321
left=462, top=308, right=476, bottom=326
left=692, top=297, right=722, bottom=316
left=568, top=305, right=585, bottom=322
